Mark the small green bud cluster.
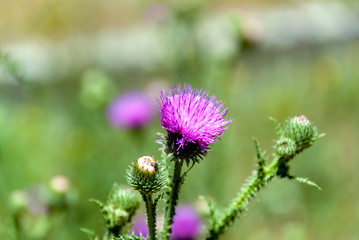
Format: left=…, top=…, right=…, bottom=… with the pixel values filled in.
left=275, top=115, right=322, bottom=158
left=127, top=156, right=165, bottom=194
left=91, top=184, right=141, bottom=236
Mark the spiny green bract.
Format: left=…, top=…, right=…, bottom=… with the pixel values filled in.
left=90, top=183, right=141, bottom=236
left=127, top=156, right=166, bottom=194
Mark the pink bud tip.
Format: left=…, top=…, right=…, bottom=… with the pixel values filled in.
left=137, top=156, right=156, bottom=173
left=295, top=115, right=309, bottom=123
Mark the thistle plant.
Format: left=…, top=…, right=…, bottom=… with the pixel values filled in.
left=128, top=156, right=166, bottom=240
left=158, top=84, right=232, bottom=239
left=85, top=83, right=324, bottom=240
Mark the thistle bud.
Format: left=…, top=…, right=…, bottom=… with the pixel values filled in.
left=275, top=137, right=296, bottom=158
left=50, top=175, right=70, bottom=194
left=128, top=156, right=165, bottom=194
left=10, top=190, right=28, bottom=213
left=107, top=185, right=141, bottom=218
left=91, top=184, right=141, bottom=236
left=282, top=115, right=320, bottom=153
left=136, top=156, right=156, bottom=176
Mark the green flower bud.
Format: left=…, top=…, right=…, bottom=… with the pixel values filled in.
left=10, top=190, right=28, bottom=213
left=107, top=185, right=140, bottom=218
left=282, top=115, right=320, bottom=153
left=91, top=184, right=141, bottom=236
left=127, top=156, right=165, bottom=194
left=275, top=137, right=296, bottom=158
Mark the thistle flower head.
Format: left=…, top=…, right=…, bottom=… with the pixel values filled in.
left=171, top=205, right=203, bottom=240
left=131, top=215, right=149, bottom=238
left=107, top=91, right=155, bottom=129
left=128, top=156, right=165, bottom=194
left=158, top=84, right=232, bottom=162
left=131, top=205, right=203, bottom=240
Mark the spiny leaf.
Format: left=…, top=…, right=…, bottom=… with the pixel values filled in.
left=179, top=161, right=195, bottom=187
left=293, top=176, right=321, bottom=190
left=118, top=233, right=143, bottom=240
left=253, top=138, right=267, bottom=172
left=89, top=199, right=105, bottom=209
left=269, top=117, right=283, bottom=137
left=154, top=192, right=164, bottom=208
left=200, top=195, right=218, bottom=225
left=80, top=228, right=98, bottom=240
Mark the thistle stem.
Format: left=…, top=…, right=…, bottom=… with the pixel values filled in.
left=13, top=213, right=22, bottom=240
left=162, top=159, right=183, bottom=239
left=143, top=193, right=157, bottom=240
left=207, top=157, right=281, bottom=240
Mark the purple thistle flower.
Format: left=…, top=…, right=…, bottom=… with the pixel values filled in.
left=171, top=205, right=203, bottom=240
left=158, top=84, right=232, bottom=161
left=132, top=215, right=149, bottom=238
left=107, top=91, right=155, bottom=129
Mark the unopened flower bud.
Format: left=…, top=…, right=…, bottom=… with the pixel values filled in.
left=50, top=175, right=70, bottom=194
left=91, top=184, right=141, bottom=235
left=128, top=156, right=165, bottom=194
left=136, top=156, right=156, bottom=176
left=295, top=115, right=310, bottom=123
left=107, top=184, right=141, bottom=217
left=275, top=137, right=296, bottom=158
left=282, top=115, right=319, bottom=153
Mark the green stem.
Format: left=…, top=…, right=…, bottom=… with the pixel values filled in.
left=143, top=193, right=157, bottom=240
left=162, top=159, right=183, bottom=239
left=13, top=213, right=22, bottom=240
left=206, top=157, right=281, bottom=240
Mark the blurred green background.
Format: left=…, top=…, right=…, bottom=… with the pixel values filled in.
left=1, top=0, right=359, bottom=239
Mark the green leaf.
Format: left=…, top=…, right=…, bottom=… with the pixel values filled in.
left=154, top=192, right=164, bottom=208
left=269, top=117, right=283, bottom=137
left=89, top=199, right=104, bottom=209
left=80, top=228, right=97, bottom=240
left=200, top=195, right=218, bottom=225
left=118, top=233, right=143, bottom=240
left=253, top=138, right=267, bottom=171
left=293, top=176, right=321, bottom=190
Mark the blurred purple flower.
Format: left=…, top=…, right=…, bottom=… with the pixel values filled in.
left=107, top=91, right=155, bottom=129
left=132, top=206, right=202, bottom=239
left=132, top=215, right=149, bottom=238
left=158, top=84, right=232, bottom=160
left=171, top=205, right=203, bottom=240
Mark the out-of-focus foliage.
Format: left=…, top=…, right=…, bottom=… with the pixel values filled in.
left=1, top=0, right=359, bottom=240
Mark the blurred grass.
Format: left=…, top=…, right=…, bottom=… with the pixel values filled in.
left=2, top=0, right=358, bottom=41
